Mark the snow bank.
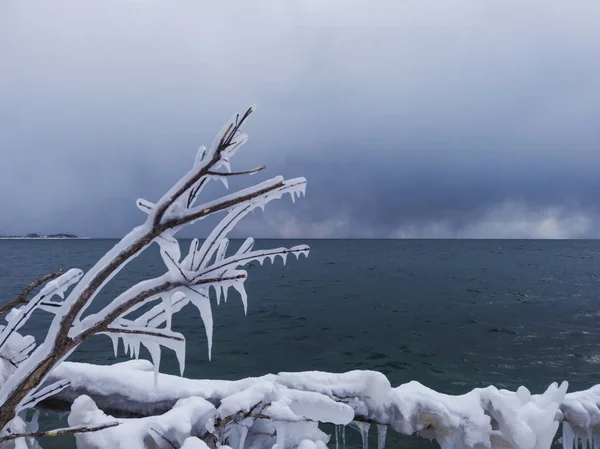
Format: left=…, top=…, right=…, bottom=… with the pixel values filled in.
left=44, top=361, right=596, bottom=449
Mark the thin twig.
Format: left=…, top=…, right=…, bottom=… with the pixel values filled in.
left=103, top=327, right=184, bottom=341
left=0, top=270, right=64, bottom=316
left=0, top=422, right=119, bottom=443
left=207, top=166, right=265, bottom=177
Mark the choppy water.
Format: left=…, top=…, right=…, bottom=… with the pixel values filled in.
left=1, top=239, right=600, bottom=448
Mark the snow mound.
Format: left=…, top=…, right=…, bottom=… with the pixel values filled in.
left=46, top=361, right=588, bottom=449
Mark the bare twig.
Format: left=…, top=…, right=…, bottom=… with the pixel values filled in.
left=207, top=166, right=265, bottom=177
left=103, top=328, right=184, bottom=341
left=0, top=422, right=119, bottom=443
left=153, top=106, right=254, bottom=227
left=0, top=270, right=64, bottom=316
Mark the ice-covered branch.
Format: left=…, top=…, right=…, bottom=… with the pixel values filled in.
left=104, top=327, right=184, bottom=342
left=21, top=379, right=71, bottom=409
left=49, top=361, right=577, bottom=449
left=152, top=106, right=255, bottom=227
left=207, top=166, right=265, bottom=177
left=0, top=269, right=82, bottom=355
left=0, top=106, right=309, bottom=435
left=187, top=177, right=307, bottom=273
left=197, top=246, right=310, bottom=280
left=0, top=422, right=119, bottom=444
left=0, top=269, right=64, bottom=316
left=163, top=177, right=288, bottom=230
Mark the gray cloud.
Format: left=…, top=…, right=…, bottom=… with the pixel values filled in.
left=1, top=1, right=599, bottom=238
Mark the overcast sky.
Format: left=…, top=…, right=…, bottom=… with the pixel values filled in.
left=1, top=1, right=599, bottom=238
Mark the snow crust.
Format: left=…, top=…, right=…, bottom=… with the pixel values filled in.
left=40, top=360, right=600, bottom=449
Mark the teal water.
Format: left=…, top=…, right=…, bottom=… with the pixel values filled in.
left=1, top=239, right=600, bottom=448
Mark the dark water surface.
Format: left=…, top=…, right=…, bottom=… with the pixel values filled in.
left=2, top=239, right=600, bottom=448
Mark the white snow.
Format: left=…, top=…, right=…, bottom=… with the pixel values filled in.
left=42, top=360, right=600, bottom=449
left=561, top=385, right=600, bottom=449
left=68, top=394, right=214, bottom=449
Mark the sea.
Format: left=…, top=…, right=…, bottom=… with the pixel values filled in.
left=1, top=239, right=600, bottom=449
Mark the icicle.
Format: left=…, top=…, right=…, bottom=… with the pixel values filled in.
left=146, top=343, right=161, bottom=387
left=213, top=284, right=221, bottom=306
left=218, top=176, right=229, bottom=189
left=29, top=409, right=40, bottom=432
left=109, top=334, right=119, bottom=357
left=238, top=425, right=248, bottom=449
left=274, top=422, right=286, bottom=449
left=564, top=422, right=574, bottom=449
left=189, top=291, right=213, bottom=360
left=233, top=282, right=248, bottom=315
left=175, top=339, right=186, bottom=376
left=376, top=425, right=387, bottom=449
left=335, top=425, right=339, bottom=449
left=121, top=335, right=130, bottom=357
left=353, top=422, right=370, bottom=449
left=133, top=339, right=140, bottom=359
left=342, top=425, right=346, bottom=449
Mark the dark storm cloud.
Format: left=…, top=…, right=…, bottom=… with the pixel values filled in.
left=1, top=1, right=599, bottom=238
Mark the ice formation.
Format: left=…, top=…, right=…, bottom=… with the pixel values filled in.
left=0, top=107, right=311, bottom=438
left=24, top=359, right=594, bottom=449
left=67, top=394, right=214, bottom=449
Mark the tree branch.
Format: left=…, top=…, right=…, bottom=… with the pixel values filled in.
left=198, top=246, right=309, bottom=279
left=207, top=166, right=265, bottom=177
left=0, top=107, right=308, bottom=435
left=153, top=106, right=254, bottom=227
left=104, top=327, right=184, bottom=341
left=0, top=270, right=64, bottom=316
left=163, top=179, right=285, bottom=229
left=78, top=273, right=246, bottom=341
left=0, top=422, right=119, bottom=443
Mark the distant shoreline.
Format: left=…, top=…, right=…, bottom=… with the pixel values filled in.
left=0, top=234, right=87, bottom=240
left=0, top=237, right=90, bottom=240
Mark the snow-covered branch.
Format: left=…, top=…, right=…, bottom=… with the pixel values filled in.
left=47, top=360, right=579, bottom=449
left=21, top=379, right=71, bottom=409
left=0, top=422, right=120, bottom=444
left=0, top=270, right=64, bottom=316
left=0, top=269, right=83, bottom=356
left=0, top=106, right=310, bottom=435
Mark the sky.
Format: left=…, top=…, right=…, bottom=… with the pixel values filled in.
left=1, top=1, right=600, bottom=238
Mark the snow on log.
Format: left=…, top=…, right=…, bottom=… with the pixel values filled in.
left=40, top=360, right=600, bottom=449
